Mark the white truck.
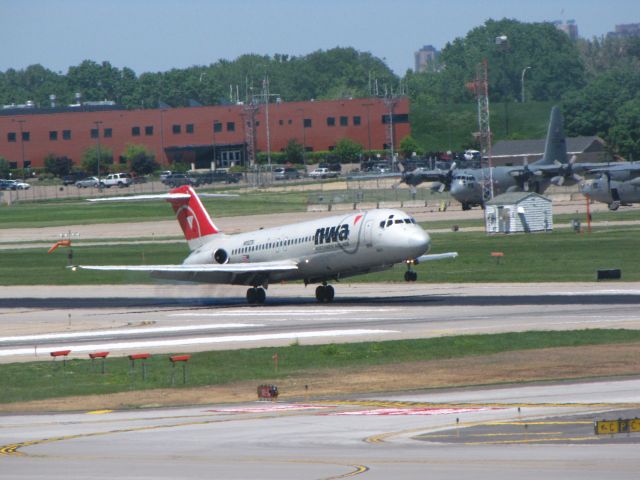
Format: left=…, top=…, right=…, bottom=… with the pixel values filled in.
left=308, top=167, right=338, bottom=179
left=100, top=173, right=132, bottom=188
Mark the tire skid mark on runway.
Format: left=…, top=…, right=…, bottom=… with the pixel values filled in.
left=0, top=328, right=396, bottom=357
left=318, top=400, right=640, bottom=409
left=0, top=404, right=348, bottom=457
left=321, top=463, right=369, bottom=479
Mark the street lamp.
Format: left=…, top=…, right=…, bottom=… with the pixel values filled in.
left=212, top=119, right=218, bottom=170
left=94, top=120, right=103, bottom=189
left=297, top=109, right=306, bottom=165
left=13, top=119, right=26, bottom=180
left=495, top=35, right=510, bottom=136
left=521, top=66, right=532, bottom=103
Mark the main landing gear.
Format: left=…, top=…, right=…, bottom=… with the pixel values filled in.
left=246, top=287, right=266, bottom=304
left=315, top=283, right=335, bottom=303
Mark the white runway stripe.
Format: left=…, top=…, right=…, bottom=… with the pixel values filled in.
left=0, top=323, right=264, bottom=343
left=0, top=329, right=396, bottom=357
left=169, top=308, right=396, bottom=317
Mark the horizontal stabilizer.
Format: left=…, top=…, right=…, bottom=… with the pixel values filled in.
left=415, top=252, right=458, bottom=263
left=68, top=259, right=298, bottom=274
left=87, top=193, right=237, bottom=202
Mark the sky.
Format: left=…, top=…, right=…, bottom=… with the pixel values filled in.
left=1, top=0, right=639, bottom=76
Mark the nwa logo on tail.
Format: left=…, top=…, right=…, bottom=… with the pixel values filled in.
left=314, top=224, right=350, bottom=245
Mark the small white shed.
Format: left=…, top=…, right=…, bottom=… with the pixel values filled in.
left=485, top=192, right=553, bottom=234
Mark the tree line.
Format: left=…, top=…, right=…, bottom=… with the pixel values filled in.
left=2, top=19, right=640, bottom=160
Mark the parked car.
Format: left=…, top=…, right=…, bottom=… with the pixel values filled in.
left=319, top=162, right=342, bottom=172
left=75, top=176, right=100, bottom=188
left=101, top=173, right=132, bottom=188
left=274, top=167, right=301, bottom=180
left=163, top=173, right=193, bottom=187
left=0, top=179, right=16, bottom=190
left=12, top=180, right=31, bottom=190
left=62, top=172, right=87, bottom=185
left=309, top=167, right=338, bottom=179
left=191, top=170, right=241, bottom=185
left=159, top=170, right=172, bottom=181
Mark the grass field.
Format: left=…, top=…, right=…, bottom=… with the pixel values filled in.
left=2, top=224, right=638, bottom=285
left=0, top=190, right=310, bottom=229
left=1, top=329, right=638, bottom=404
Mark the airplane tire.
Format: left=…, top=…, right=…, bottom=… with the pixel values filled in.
left=315, top=285, right=334, bottom=303
left=404, top=271, right=418, bottom=282
left=246, top=288, right=256, bottom=304
left=247, top=287, right=266, bottom=304
left=325, top=285, right=335, bottom=302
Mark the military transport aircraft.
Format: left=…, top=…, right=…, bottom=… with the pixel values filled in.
left=579, top=163, right=640, bottom=210
left=71, top=186, right=457, bottom=304
left=354, top=106, right=581, bottom=210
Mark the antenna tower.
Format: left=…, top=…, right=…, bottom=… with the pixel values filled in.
left=471, top=59, right=494, bottom=200
left=383, top=95, right=399, bottom=165
left=241, top=102, right=259, bottom=167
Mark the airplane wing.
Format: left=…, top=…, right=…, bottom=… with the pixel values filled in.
left=416, top=252, right=458, bottom=263
left=69, top=260, right=298, bottom=285
left=584, top=163, right=640, bottom=175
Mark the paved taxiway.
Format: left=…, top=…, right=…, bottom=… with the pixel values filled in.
left=1, top=378, right=639, bottom=479
left=1, top=282, right=640, bottom=362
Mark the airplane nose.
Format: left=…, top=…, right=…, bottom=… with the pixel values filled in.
left=407, top=229, right=431, bottom=254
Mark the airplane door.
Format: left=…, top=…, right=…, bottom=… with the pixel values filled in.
left=364, top=221, right=373, bottom=247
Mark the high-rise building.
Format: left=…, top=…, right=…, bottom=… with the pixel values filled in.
left=553, top=20, right=579, bottom=40
left=609, top=23, right=640, bottom=38
left=414, top=45, right=439, bottom=73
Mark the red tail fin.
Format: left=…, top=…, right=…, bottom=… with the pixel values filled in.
left=168, top=186, right=220, bottom=248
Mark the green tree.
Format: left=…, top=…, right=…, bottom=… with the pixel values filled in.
left=283, top=139, right=304, bottom=164
left=43, top=154, right=74, bottom=177
left=123, top=144, right=159, bottom=174
left=433, top=19, right=585, bottom=103
left=0, top=157, right=10, bottom=178
left=563, top=67, right=640, bottom=138
left=334, top=138, right=363, bottom=163
left=608, top=96, right=640, bottom=160
left=399, top=135, right=423, bottom=158
left=81, top=145, right=113, bottom=175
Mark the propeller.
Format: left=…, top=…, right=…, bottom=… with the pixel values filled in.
left=509, top=157, right=542, bottom=192
left=550, top=155, right=582, bottom=186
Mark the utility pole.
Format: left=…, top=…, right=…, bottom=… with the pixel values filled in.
left=14, top=119, right=27, bottom=179
left=94, top=120, right=103, bottom=190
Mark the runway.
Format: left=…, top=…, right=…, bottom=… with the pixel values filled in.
left=1, top=378, right=639, bottom=479
left=2, top=283, right=640, bottom=478
left=1, top=282, right=640, bottom=362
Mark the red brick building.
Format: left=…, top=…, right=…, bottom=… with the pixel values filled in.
left=0, top=97, right=410, bottom=171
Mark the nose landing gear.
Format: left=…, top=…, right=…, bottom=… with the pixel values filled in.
left=404, top=259, right=418, bottom=282
left=404, top=270, right=418, bottom=282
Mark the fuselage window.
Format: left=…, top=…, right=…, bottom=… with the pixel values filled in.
left=404, top=219, right=411, bottom=224
left=380, top=220, right=385, bottom=228
left=386, top=220, right=393, bottom=227
left=395, top=219, right=403, bottom=224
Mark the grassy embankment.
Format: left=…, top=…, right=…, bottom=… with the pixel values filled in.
left=2, top=223, right=639, bottom=285
left=2, top=329, right=640, bottom=405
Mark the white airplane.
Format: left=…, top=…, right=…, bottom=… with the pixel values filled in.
left=72, top=185, right=457, bottom=304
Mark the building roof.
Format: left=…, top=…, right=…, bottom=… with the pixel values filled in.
left=485, top=191, right=551, bottom=205
left=491, top=136, right=604, bottom=158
